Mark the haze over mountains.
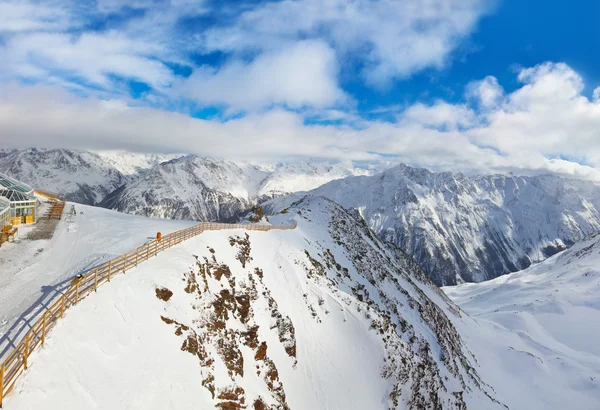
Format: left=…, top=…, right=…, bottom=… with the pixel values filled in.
left=3, top=148, right=600, bottom=287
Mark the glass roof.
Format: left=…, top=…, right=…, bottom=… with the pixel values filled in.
left=0, top=173, right=33, bottom=194
left=0, top=189, right=36, bottom=203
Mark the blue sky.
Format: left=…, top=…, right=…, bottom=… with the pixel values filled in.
left=1, top=0, right=600, bottom=179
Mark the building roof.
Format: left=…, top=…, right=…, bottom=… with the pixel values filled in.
left=0, top=173, right=34, bottom=195
left=0, top=188, right=36, bottom=203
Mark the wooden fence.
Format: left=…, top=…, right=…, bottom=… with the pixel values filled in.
left=0, top=220, right=296, bottom=406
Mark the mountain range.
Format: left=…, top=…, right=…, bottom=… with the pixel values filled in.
left=305, top=165, right=600, bottom=285
left=3, top=148, right=600, bottom=287
left=0, top=148, right=369, bottom=219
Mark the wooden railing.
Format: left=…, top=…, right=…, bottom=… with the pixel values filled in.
left=0, top=220, right=296, bottom=406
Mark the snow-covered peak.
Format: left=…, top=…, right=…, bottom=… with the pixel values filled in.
left=0, top=148, right=124, bottom=204
left=94, top=150, right=184, bottom=176
left=257, top=161, right=372, bottom=197
left=302, top=165, right=600, bottom=285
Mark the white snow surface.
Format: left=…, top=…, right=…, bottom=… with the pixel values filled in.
left=0, top=202, right=194, bottom=356
left=0, top=148, right=373, bottom=219
left=101, top=156, right=372, bottom=221
left=444, top=234, right=600, bottom=409
left=256, top=161, right=371, bottom=196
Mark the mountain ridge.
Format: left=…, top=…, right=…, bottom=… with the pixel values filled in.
left=266, top=164, right=600, bottom=285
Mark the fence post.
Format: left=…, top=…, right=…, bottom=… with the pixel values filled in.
left=0, top=364, right=4, bottom=408
left=75, top=280, right=80, bottom=304
left=136, top=249, right=139, bottom=266
left=94, top=269, right=98, bottom=292
left=42, top=311, right=47, bottom=346
left=60, top=295, right=65, bottom=318
left=23, top=335, right=30, bottom=370
left=122, top=255, right=126, bottom=272
left=108, top=259, right=112, bottom=282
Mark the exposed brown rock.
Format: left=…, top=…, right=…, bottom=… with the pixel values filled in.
left=253, top=398, right=266, bottom=410
left=202, top=373, right=215, bottom=399
left=216, top=334, right=244, bottom=377
left=255, top=342, right=268, bottom=361
left=241, top=325, right=260, bottom=349
left=229, top=234, right=252, bottom=268
left=235, top=294, right=251, bottom=323
left=155, top=287, right=173, bottom=301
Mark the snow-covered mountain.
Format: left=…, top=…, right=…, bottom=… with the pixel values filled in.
left=271, top=164, right=600, bottom=285
left=100, top=156, right=269, bottom=221
left=0, top=148, right=125, bottom=204
left=256, top=161, right=371, bottom=197
left=94, top=150, right=184, bottom=176
left=7, top=195, right=598, bottom=409
left=0, top=148, right=370, bottom=218
left=101, top=155, right=372, bottom=221
left=6, top=196, right=504, bottom=409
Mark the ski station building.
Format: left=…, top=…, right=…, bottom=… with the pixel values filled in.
left=0, top=173, right=39, bottom=227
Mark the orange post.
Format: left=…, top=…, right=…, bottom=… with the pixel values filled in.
left=156, top=232, right=162, bottom=242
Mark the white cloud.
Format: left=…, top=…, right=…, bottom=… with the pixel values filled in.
left=401, top=102, right=476, bottom=130
left=176, top=40, right=347, bottom=110
left=0, top=1, right=70, bottom=33
left=0, top=31, right=174, bottom=90
left=3, top=62, right=600, bottom=182
left=0, top=0, right=495, bottom=111
left=466, top=76, right=504, bottom=108
left=202, top=0, right=495, bottom=86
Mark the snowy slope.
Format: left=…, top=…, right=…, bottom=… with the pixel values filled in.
left=5, top=196, right=504, bottom=409
left=305, top=164, right=600, bottom=285
left=0, top=202, right=195, bottom=357
left=0, top=148, right=125, bottom=204
left=444, top=234, right=600, bottom=409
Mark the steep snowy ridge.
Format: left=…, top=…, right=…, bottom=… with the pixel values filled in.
left=0, top=148, right=125, bottom=204
left=305, top=164, right=600, bottom=285
left=6, top=196, right=502, bottom=409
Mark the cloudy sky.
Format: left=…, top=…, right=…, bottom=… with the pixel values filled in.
left=1, top=0, right=600, bottom=178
